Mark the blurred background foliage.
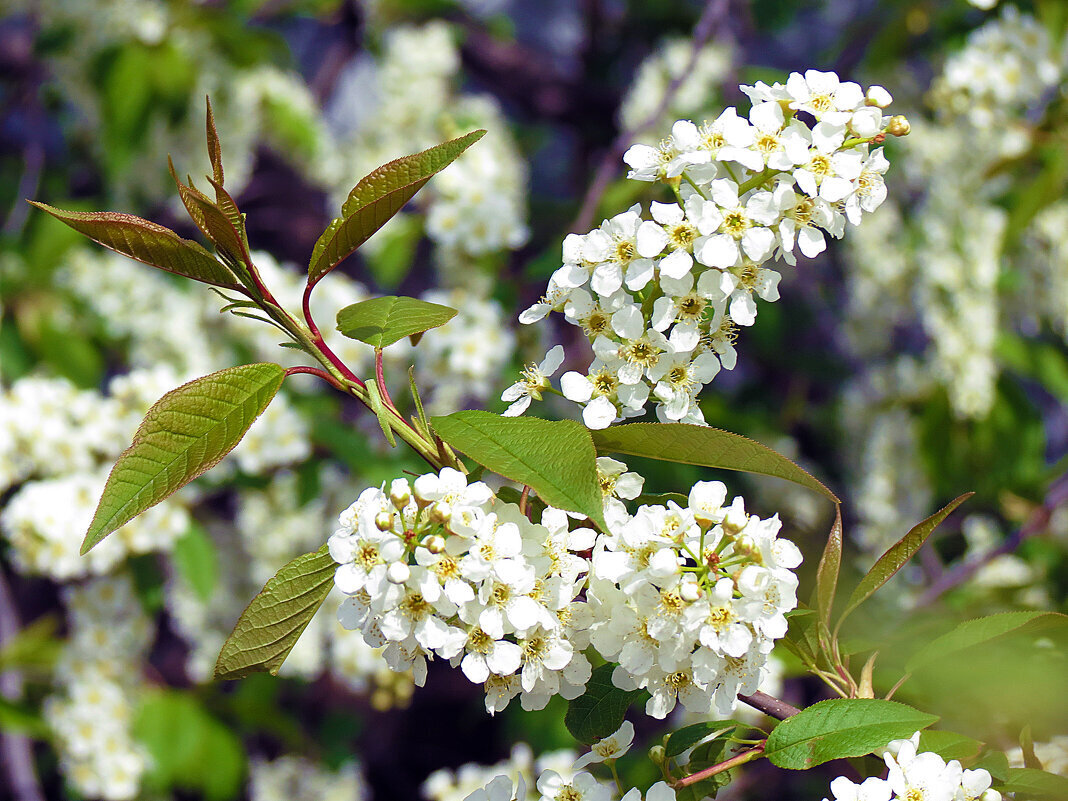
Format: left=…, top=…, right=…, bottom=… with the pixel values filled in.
left=1, top=0, right=1067, bottom=799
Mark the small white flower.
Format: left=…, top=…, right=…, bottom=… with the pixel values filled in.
left=501, top=345, right=565, bottom=416
left=573, top=720, right=635, bottom=769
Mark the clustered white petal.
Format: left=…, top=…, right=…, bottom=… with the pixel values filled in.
left=823, top=732, right=1002, bottom=801
left=331, top=467, right=799, bottom=719
left=514, top=70, right=898, bottom=428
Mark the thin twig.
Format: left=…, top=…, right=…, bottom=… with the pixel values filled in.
left=0, top=567, right=45, bottom=801
left=284, top=365, right=345, bottom=390
left=571, top=0, right=731, bottom=233
left=674, top=743, right=765, bottom=789
left=736, top=690, right=801, bottom=720
left=914, top=471, right=1068, bottom=607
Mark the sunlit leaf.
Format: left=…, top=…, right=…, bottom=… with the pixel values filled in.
left=431, top=411, right=606, bottom=530
left=765, top=699, right=938, bottom=770
left=590, top=423, right=839, bottom=504
left=213, top=546, right=335, bottom=679
left=28, top=202, right=240, bottom=289
left=839, top=494, right=973, bottom=623
left=308, top=130, right=486, bottom=284
left=82, top=363, right=285, bottom=554
left=1000, top=767, right=1068, bottom=800
left=906, top=612, right=1068, bottom=674
left=336, top=295, right=457, bottom=349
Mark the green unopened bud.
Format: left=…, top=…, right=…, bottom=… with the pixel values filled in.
left=887, top=114, right=911, bottom=137
left=429, top=501, right=452, bottom=526
left=375, top=510, right=395, bottom=531
left=648, top=744, right=666, bottom=767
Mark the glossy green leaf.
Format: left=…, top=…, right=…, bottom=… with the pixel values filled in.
left=1001, top=768, right=1068, bottom=800
left=336, top=295, right=457, bottom=349
left=213, top=545, right=335, bottom=679
left=28, top=202, right=240, bottom=289
left=815, top=505, right=843, bottom=628
left=564, top=663, right=644, bottom=744
left=82, top=363, right=285, bottom=554
left=840, top=493, right=973, bottom=623
left=974, top=750, right=1010, bottom=782
left=665, top=720, right=743, bottom=758
left=431, top=411, right=606, bottom=530
left=591, top=423, right=839, bottom=504
left=764, top=699, right=938, bottom=770
left=308, top=130, right=486, bottom=284
left=906, top=612, right=1068, bottom=674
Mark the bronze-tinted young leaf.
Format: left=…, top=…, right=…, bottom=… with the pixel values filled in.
left=839, top=493, right=974, bottom=623
left=28, top=202, right=240, bottom=290
left=82, top=363, right=285, bottom=554
left=187, top=190, right=250, bottom=267
left=308, top=130, right=486, bottom=284
left=815, top=506, right=843, bottom=628
left=205, top=96, right=224, bottom=185
left=213, top=546, right=335, bottom=679
left=336, top=296, right=458, bottom=348
left=431, top=411, right=606, bottom=531
left=591, top=423, right=840, bottom=503
left=168, top=157, right=213, bottom=240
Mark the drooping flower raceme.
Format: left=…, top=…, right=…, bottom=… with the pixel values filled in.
left=514, top=70, right=902, bottom=428
left=331, top=466, right=800, bottom=720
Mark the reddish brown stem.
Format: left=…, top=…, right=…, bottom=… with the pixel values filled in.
left=375, top=348, right=399, bottom=411
left=674, top=743, right=765, bottom=789
left=520, top=485, right=532, bottom=520
left=284, top=365, right=345, bottom=390
left=736, top=691, right=800, bottom=720
left=302, top=279, right=322, bottom=340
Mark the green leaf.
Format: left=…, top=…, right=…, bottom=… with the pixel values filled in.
left=82, top=363, right=285, bottom=554
left=336, top=296, right=457, bottom=349
left=564, top=663, right=645, bottom=744
left=27, top=202, right=240, bottom=290
left=916, top=730, right=984, bottom=763
left=783, top=607, right=820, bottom=665
left=366, top=378, right=397, bottom=447
left=590, top=423, right=840, bottom=504
left=0, top=615, right=61, bottom=676
left=0, top=697, right=49, bottom=737
left=431, top=411, right=606, bottom=530
left=763, top=698, right=938, bottom=770
left=213, top=545, right=335, bottom=679
left=308, top=130, right=486, bottom=284
left=815, top=505, right=843, bottom=629
left=906, top=612, right=1068, bottom=674
left=133, top=689, right=245, bottom=801
left=839, top=493, right=973, bottom=623
left=1001, top=768, right=1068, bottom=800
left=171, top=524, right=219, bottom=603
left=974, top=749, right=1011, bottom=782
left=665, top=720, right=743, bottom=758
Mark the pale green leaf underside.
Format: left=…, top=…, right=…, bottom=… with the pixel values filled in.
left=591, top=423, right=840, bottom=504
left=665, top=720, right=743, bottom=758
left=842, top=493, right=973, bottom=620
left=764, top=698, right=938, bottom=770
left=1001, top=767, right=1068, bottom=799
left=308, top=130, right=486, bottom=283
left=431, top=411, right=606, bottom=531
left=213, top=546, right=335, bottom=679
left=29, top=201, right=240, bottom=290
left=336, top=295, right=458, bottom=349
left=564, top=663, right=644, bottom=744
left=906, top=611, right=1068, bottom=674
left=82, top=363, right=285, bottom=554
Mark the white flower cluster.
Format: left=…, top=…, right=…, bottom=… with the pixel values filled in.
left=330, top=464, right=798, bottom=719
left=520, top=70, right=899, bottom=428
left=249, top=755, right=368, bottom=801
left=931, top=6, right=1060, bottom=126
left=423, top=743, right=578, bottom=801
left=43, top=575, right=151, bottom=801
left=824, top=733, right=1001, bottom=801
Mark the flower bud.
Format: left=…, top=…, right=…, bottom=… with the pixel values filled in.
left=375, top=510, right=395, bottom=531
left=647, top=745, right=666, bottom=767
left=429, top=500, right=452, bottom=526
left=887, top=114, right=911, bottom=137
left=424, top=534, right=446, bottom=554
left=865, top=85, right=893, bottom=108
left=390, top=479, right=411, bottom=509
left=386, top=561, right=411, bottom=584
left=680, top=582, right=702, bottom=602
